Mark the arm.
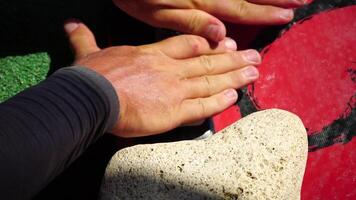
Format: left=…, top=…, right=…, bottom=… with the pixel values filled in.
left=1, top=20, right=260, bottom=199
left=0, top=66, right=118, bottom=199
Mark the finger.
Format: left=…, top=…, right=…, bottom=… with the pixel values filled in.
left=179, top=89, right=238, bottom=124
left=64, top=20, right=100, bottom=59
left=187, top=1, right=294, bottom=25
left=151, top=9, right=226, bottom=42
left=179, top=49, right=261, bottom=78
left=144, top=35, right=237, bottom=59
left=219, top=2, right=294, bottom=24
left=247, top=0, right=306, bottom=8
left=184, top=66, right=259, bottom=98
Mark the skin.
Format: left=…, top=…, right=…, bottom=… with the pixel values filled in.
left=113, top=0, right=306, bottom=42
left=64, top=22, right=261, bottom=137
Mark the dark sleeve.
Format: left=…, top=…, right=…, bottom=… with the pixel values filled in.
left=0, top=66, right=119, bottom=200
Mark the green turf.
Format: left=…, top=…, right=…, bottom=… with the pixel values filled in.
left=0, top=0, right=156, bottom=104
left=0, top=53, right=50, bottom=102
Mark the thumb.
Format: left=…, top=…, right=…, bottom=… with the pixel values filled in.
left=64, top=20, right=100, bottom=59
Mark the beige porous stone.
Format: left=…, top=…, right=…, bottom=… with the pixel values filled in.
left=100, top=109, right=308, bottom=200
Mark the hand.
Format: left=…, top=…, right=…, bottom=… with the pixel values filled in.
left=64, top=21, right=260, bottom=137
left=113, top=0, right=305, bottom=42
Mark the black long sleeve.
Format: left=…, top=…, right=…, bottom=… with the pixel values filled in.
left=0, top=66, right=119, bottom=200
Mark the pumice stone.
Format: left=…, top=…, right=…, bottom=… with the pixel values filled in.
left=100, top=109, right=308, bottom=200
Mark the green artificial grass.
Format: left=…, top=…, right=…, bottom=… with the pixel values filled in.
left=0, top=53, right=50, bottom=102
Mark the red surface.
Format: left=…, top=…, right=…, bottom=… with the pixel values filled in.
left=213, top=1, right=319, bottom=132
left=212, top=105, right=241, bottom=132
left=302, top=138, right=356, bottom=199
left=213, top=6, right=356, bottom=199
left=250, top=6, right=356, bottom=134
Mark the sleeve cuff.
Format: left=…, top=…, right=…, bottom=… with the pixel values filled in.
left=54, top=66, right=119, bottom=132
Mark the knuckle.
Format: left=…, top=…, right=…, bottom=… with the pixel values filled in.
left=183, top=35, right=205, bottom=54
left=230, top=71, right=245, bottom=88
left=234, top=1, right=248, bottom=19
left=187, top=13, right=204, bottom=33
left=203, top=76, right=213, bottom=95
left=183, top=35, right=203, bottom=54
left=136, top=45, right=156, bottom=54
left=197, top=98, right=207, bottom=118
left=191, top=0, right=205, bottom=7
left=199, top=55, right=214, bottom=74
left=229, top=52, right=241, bottom=63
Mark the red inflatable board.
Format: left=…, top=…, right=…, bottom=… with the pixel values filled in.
left=213, top=6, right=356, bottom=199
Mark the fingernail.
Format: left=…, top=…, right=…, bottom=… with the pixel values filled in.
left=243, top=66, right=259, bottom=79
left=243, top=50, right=261, bottom=64
left=224, top=89, right=238, bottom=101
left=224, top=38, right=237, bottom=50
left=205, top=24, right=223, bottom=42
left=279, top=9, right=294, bottom=20
left=64, top=21, right=79, bottom=34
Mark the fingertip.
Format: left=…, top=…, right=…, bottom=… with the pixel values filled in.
left=242, top=49, right=261, bottom=64
left=63, top=19, right=99, bottom=58
left=64, top=19, right=81, bottom=34
left=204, top=23, right=226, bottom=42
left=223, top=37, right=237, bottom=51
left=223, top=89, right=238, bottom=104
left=278, top=9, right=294, bottom=21
left=242, top=66, right=260, bottom=80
